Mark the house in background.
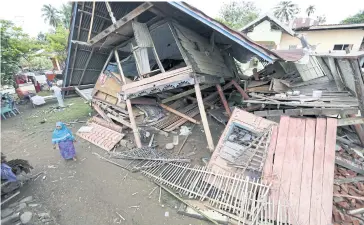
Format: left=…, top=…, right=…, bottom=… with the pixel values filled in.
left=241, top=14, right=295, bottom=50
left=242, top=17, right=364, bottom=53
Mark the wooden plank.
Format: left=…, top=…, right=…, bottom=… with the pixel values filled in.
left=298, top=118, right=316, bottom=225
left=93, top=104, right=112, bottom=123
left=216, top=84, right=231, bottom=117
left=161, top=84, right=213, bottom=104
left=335, top=155, right=364, bottom=175
left=195, top=81, right=214, bottom=151
left=284, top=107, right=359, bottom=116
left=89, top=2, right=153, bottom=45
left=309, top=118, right=327, bottom=225
left=262, top=126, right=278, bottom=178
left=124, top=73, right=193, bottom=95
left=121, top=66, right=192, bottom=91
left=88, top=1, right=96, bottom=42
left=231, top=80, right=249, bottom=100
left=278, top=118, right=298, bottom=222
left=159, top=103, right=200, bottom=124
left=288, top=118, right=306, bottom=223
left=107, top=113, right=132, bottom=128
left=337, top=117, right=364, bottom=126
left=268, top=116, right=290, bottom=220
left=126, top=99, right=142, bottom=148
left=349, top=59, right=364, bottom=122
left=320, top=118, right=337, bottom=225
left=327, top=57, right=346, bottom=91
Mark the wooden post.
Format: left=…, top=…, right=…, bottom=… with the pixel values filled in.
left=349, top=59, right=364, bottom=117
left=114, top=48, right=142, bottom=148
left=126, top=99, right=142, bottom=148
left=231, top=80, right=249, bottom=100
left=194, top=79, right=214, bottom=151
left=88, top=1, right=96, bottom=42
left=114, top=50, right=127, bottom=84
left=105, top=2, right=116, bottom=24
left=327, top=57, right=346, bottom=91
left=216, top=84, right=232, bottom=117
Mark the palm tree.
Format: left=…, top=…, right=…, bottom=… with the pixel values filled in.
left=306, top=5, right=316, bottom=17
left=60, top=3, right=72, bottom=29
left=274, top=1, right=300, bottom=24
left=317, top=15, right=326, bottom=24
left=41, top=4, right=60, bottom=28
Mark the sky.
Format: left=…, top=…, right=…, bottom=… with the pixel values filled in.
left=0, top=0, right=361, bottom=37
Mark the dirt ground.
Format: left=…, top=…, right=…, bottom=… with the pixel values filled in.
left=1, top=96, right=225, bottom=225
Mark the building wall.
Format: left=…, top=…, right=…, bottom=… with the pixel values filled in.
left=246, top=20, right=283, bottom=49
left=279, top=29, right=364, bottom=53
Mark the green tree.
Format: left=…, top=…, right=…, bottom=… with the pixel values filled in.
left=316, top=15, right=326, bottom=24
left=306, top=5, right=316, bottom=17
left=216, top=1, right=260, bottom=30
left=274, top=1, right=300, bottom=24
left=41, top=4, right=60, bottom=28
left=341, top=10, right=364, bottom=24
left=0, top=20, right=44, bottom=85
left=45, top=26, right=69, bottom=66
left=60, top=3, right=72, bottom=29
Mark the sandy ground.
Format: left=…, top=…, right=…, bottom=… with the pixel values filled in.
left=1, top=97, right=225, bottom=225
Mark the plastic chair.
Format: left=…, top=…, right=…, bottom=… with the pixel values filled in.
left=1, top=103, right=16, bottom=119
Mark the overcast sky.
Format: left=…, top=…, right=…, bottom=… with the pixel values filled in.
left=0, top=0, right=361, bottom=37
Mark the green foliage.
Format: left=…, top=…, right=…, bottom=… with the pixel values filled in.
left=216, top=1, right=260, bottom=30
left=341, top=10, right=364, bottom=24
left=1, top=20, right=46, bottom=85
left=316, top=15, right=327, bottom=24
left=42, top=3, right=72, bottom=29
left=306, top=5, right=316, bottom=17
left=45, top=26, right=69, bottom=65
left=42, top=4, right=61, bottom=28
left=60, top=3, right=72, bottom=29
left=274, top=1, right=300, bottom=24
left=20, top=56, right=53, bottom=71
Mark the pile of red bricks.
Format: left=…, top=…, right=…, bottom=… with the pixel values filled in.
left=332, top=150, right=364, bottom=225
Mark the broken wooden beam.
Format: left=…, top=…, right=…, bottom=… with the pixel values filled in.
left=107, top=113, right=132, bottom=128
left=335, top=155, right=364, bottom=175
left=216, top=84, right=232, bottom=117
left=89, top=2, right=153, bottom=45
left=91, top=116, right=123, bottom=133
left=161, top=84, right=214, bottom=104
left=159, top=103, right=200, bottom=125
left=231, top=80, right=249, bottom=100
left=195, top=81, right=214, bottom=151
left=126, top=99, right=142, bottom=148
left=337, top=117, right=364, bottom=126
left=93, top=104, right=113, bottom=123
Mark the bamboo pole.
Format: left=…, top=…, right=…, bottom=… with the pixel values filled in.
left=88, top=1, right=96, bottom=42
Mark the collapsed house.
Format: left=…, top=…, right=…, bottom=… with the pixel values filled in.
left=63, top=1, right=364, bottom=225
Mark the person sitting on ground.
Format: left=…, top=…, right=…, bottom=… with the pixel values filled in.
left=52, top=122, right=77, bottom=161
left=50, top=83, right=65, bottom=108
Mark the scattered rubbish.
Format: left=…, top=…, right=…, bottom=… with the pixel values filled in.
left=164, top=211, right=169, bottom=217
left=173, top=135, right=179, bottom=146
left=165, top=143, right=174, bottom=150
left=47, top=165, right=57, bottom=169
left=179, top=126, right=192, bottom=136
left=131, top=192, right=138, bottom=196
left=148, top=187, right=158, bottom=198
left=77, top=126, right=93, bottom=133
left=116, top=212, right=125, bottom=221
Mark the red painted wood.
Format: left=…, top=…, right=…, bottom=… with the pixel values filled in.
left=320, top=118, right=337, bottom=225
left=279, top=117, right=299, bottom=221
left=262, top=125, right=278, bottom=179
left=216, top=84, right=232, bottom=117
left=288, top=118, right=306, bottom=223
left=298, top=118, right=316, bottom=225
left=269, top=116, right=290, bottom=219
left=310, top=118, right=327, bottom=225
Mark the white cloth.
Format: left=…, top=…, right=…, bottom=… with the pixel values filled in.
left=30, top=95, right=46, bottom=105
left=50, top=86, right=62, bottom=95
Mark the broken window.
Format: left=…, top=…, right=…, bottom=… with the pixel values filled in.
left=333, top=44, right=353, bottom=51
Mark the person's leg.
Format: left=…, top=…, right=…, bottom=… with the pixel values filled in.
left=56, top=93, right=65, bottom=107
